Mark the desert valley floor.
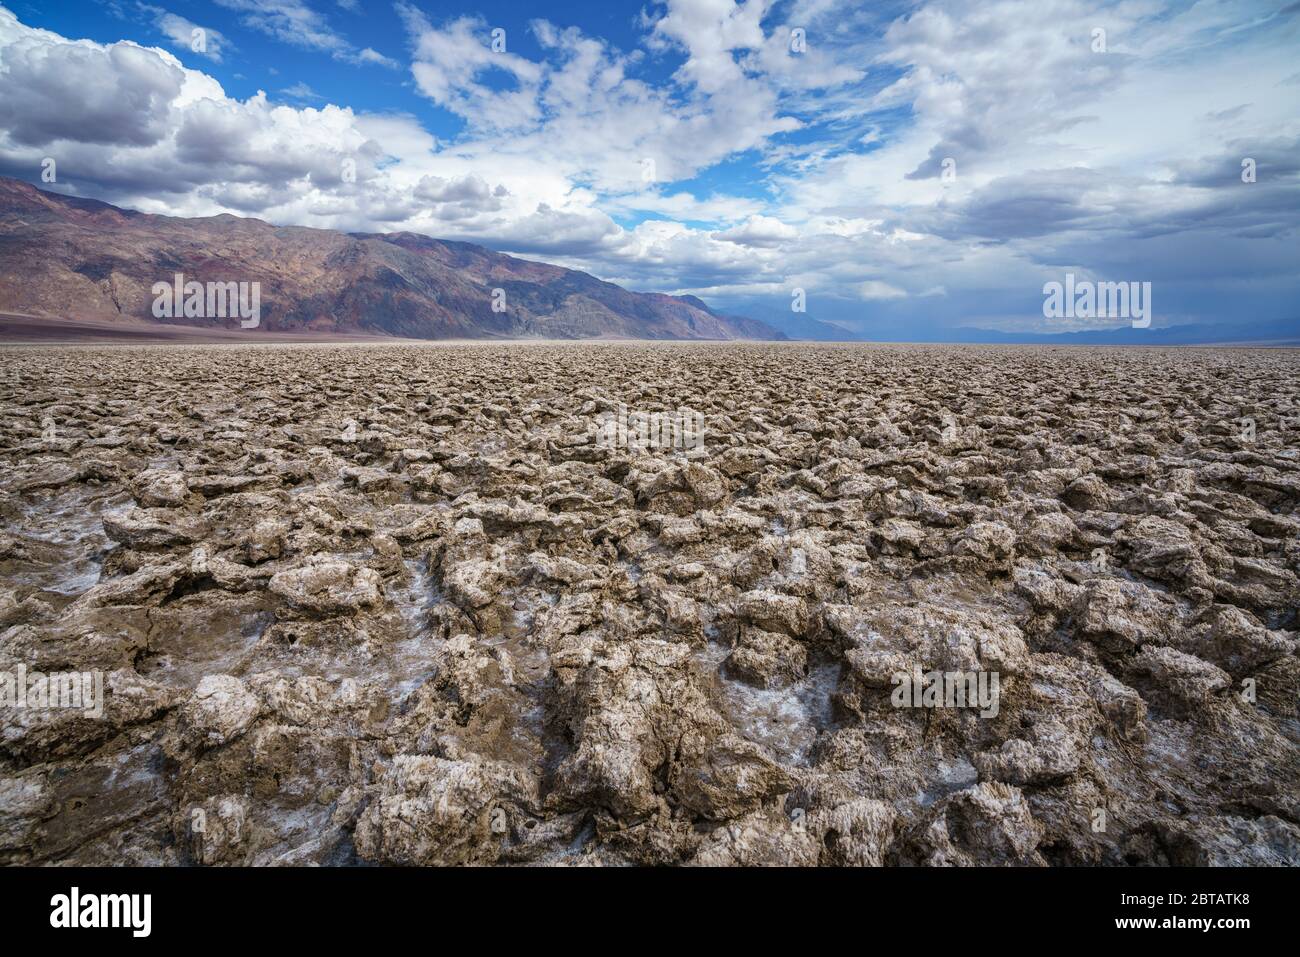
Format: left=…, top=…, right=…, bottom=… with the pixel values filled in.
left=1, top=341, right=1297, bottom=866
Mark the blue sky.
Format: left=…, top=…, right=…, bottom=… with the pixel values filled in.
left=0, top=0, right=1297, bottom=336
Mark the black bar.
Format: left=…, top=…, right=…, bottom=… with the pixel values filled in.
left=0, top=865, right=1277, bottom=942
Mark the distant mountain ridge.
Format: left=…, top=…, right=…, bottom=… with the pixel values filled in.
left=949, top=319, right=1300, bottom=346
left=0, top=177, right=784, bottom=341
left=729, top=298, right=1298, bottom=346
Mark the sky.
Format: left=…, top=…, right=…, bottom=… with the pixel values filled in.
left=0, top=0, right=1297, bottom=336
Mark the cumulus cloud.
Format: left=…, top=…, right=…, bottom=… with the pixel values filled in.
left=712, top=215, right=799, bottom=247
left=0, top=14, right=183, bottom=147
left=413, top=174, right=511, bottom=222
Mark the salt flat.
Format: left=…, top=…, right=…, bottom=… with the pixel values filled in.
left=1, top=342, right=1297, bottom=865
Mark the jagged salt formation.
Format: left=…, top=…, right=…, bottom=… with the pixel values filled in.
left=1, top=342, right=1297, bottom=866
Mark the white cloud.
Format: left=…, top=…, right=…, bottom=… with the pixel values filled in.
left=210, top=0, right=395, bottom=67
left=0, top=13, right=183, bottom=147
left=712, top=215, right=799, bottom=247
left=398, top=9, right=544, bottom=131
left=396, top=4, right=819, bottom=192
left=212, top=0, right=345, bottom=53
left=858, top=280, right=907, bottom=300
left=355, top=47, right=397, bottom=68
left=279, top=82, right=321, bottom=101
left=145, top=8, right=228, bottom=63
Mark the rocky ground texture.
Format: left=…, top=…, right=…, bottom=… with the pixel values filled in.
left=1, top=342, right=1297, bottom=866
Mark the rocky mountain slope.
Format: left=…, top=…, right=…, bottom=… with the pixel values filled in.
left=0, top=177, right=782, bottom=341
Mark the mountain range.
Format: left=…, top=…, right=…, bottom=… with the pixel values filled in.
left=726, top=300, right=1298, bottom=346
left=0, top=177, right=782, bottom=341
left=3, top=177, right=1293, bottom=346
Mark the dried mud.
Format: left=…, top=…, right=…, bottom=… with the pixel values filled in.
left=1, top=341, right=1297, bottom=866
